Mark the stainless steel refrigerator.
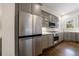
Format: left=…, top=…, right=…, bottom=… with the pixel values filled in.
left=19, top=10, right=42, bottom=56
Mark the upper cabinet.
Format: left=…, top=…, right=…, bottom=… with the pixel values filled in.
left=19, top=3, right=32, bottom=13
left=42, top=10, right=59, bottom=28
left=19, top=3, right=42, bottom=16
left=42, top=11, right=50, bottom=27
left=50, top=15, right=59, bottom=23
left=31, top=3, right=41, bottom=16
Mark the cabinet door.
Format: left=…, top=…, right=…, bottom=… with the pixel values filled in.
left=63, top=32, right=66, bottom=40
left=48, top=35, right=54, bottom=47
left=67, top=32, right=71, bottom=40
left=42, top=11, right=49, bottom=27
left=59, top=33, right=63, bottom=42
left=70, top=32, right=75, bottom=41
left=19, top=3, right=31, bottom=13
left=42, top=17, right=49, bottom=27
left=31, top=3, right=41, bottom=16
left=32, top=36, right=42, bottom=56
left=63, top=32, right=65, bottom=40
left=41, top=36, right=46, bottom=49
left=75, top=33, right=79, bottom=42
left=46, top=35, right=50, bottom=48
left=42, top=35, right=48, bottom=49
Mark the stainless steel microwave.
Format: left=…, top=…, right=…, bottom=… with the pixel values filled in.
left=49, top=22, right=55, bottom=28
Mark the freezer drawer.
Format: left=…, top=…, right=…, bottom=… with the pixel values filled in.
left=19, top=38, right=32, bottom=56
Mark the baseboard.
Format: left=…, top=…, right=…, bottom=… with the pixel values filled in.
left=63, top=40, right=75, bottom=42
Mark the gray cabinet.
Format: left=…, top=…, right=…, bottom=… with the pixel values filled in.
left=42, top=17, right=49, bottom=27
left=42, top=35, right=49, bottom=49
left=42, top=11, right=50, bottom=27
left=31, top=3, right=41, bottom=16
left=19, top=3, right=32, bottom=13
left=70, top=32, right=75, bottom=41
left=42, top=34, right=54, bottom=50
left=42, top=10, right=59, bottom=28
left=59, top=33, right=63, bottom=42
left=48, top=34, right=54, bottom=47
left=75, top=33, right=79, bottom=42
left=64, top=32, right=70, bottom=40
left=63, top=32, right=75, bottom=41
left=67, top=32, right=70, bottom=40
left=19, top=3, right=41, bottom=15
left=63, top=32, right=68, bottom=40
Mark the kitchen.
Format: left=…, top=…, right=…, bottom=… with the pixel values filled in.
left=18, top=3, right=63, bottom=56
left=1, top=3, right=79, bottom=56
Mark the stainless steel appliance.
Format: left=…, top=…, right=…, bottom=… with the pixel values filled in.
left=19, top=9, right=42, bottom=55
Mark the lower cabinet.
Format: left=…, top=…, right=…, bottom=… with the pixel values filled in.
left=42, top=35, right=48, bottom=49
left=75, top=33, right=79, bottom=42
left=63, top=32, right=79, bottom=42
left=70, top=32, right=75, bottom=41
left=48, top=35, right=54, bottom=47
left=42, top=34, right=54, bottom=50
left=32, top=34, right=54, bottom=55
left=59, top=32, right=63, bottom=42
left=63, top=32, right=75, bottom=41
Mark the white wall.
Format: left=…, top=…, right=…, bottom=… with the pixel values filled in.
left=1, top=4, right=15, bottom=56
left=0, top=4, right=2, bottom=38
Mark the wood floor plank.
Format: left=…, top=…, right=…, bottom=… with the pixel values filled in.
left=41, top=41, right=79, bottom=56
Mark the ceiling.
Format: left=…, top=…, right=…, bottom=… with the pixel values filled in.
left=42, top=3, right=79, bottom=15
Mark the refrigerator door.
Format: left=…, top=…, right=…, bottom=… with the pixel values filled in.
left=32, top=15, right=42, bottom=35
left=19, top=11, right=33, bottom=36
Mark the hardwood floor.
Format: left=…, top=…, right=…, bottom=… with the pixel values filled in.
left=41, top=41, right=79, bottom=56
